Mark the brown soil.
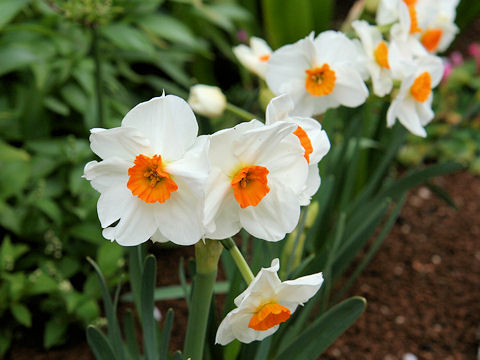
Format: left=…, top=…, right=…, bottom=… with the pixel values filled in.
left=7, top=171, right=480, bottom=360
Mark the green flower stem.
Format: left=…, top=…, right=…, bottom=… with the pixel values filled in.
left=184, top=240, right=222, bottom=360
left=225, top=103, right=257, bottom=122
left=221, top=238, right=255, bottom=284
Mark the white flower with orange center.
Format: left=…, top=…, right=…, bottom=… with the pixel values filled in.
left=233, top=37, right=272, bottom=79
left=265, top=94, right=330, bottom=205
left=215, top=258, right=323, bottom=345
left=352, top=20, right=394, bottom=97
left=377, top=0, right=422, bottom=35
left=266, top=31, right=369, bottom=116
left=386, top=55, right=443, bottom=137
left=416, top=0, right=459, bottom=53
left=204, top=120, right=308, bottom=241
left=83, top=94, right=210, bottom=246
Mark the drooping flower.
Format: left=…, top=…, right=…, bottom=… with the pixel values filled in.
left=84, top=94, right=210, bottom=246
left=188, top=84, right=227, bottom=118
left=204, top=120, right=308, bottom=241
left=215, top=258, right=323, bottom=345
left=265, top=94, right=330, bottom=205
left=266, top=31, right=368, bottom=116
left=233, top=36, right=273, bottom=79
left=386, top=55, right=443, bottom=136
left=352, top=20, right=394, bottom=97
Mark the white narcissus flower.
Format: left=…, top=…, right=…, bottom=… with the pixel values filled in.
left=387, top=55, right=443, bottom=137
left=215, top=258, right=323, bottom=345
left=84, top=94, right=210, bottom=246
left=233, top=37, right=272, bottom=79
left=266, top=31, right=368, bottom=116
left=188, top=84, right=226, bottom=118
left=265, top=94, right=330, bottom=205
left=204, top=120, right=308, bottom=241
left=416, top=0, right=459, bottom=53
left=352, top=20, right=393, bottom=97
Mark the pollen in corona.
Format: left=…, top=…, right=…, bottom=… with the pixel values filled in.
left=305, top=64, right=336, bottom=97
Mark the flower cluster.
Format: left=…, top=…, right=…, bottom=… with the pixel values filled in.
left=234, top=0, right=459, bottom=137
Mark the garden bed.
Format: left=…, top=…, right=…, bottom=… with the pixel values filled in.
left=8, top=171, right=480, bottom=360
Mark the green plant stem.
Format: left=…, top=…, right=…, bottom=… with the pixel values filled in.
left=92, top=26, right=104, bottom=127
left=225, top=103, right=256, bottom=122
left=184, top=240, right=222, bottom=360
left=221, top=238, right=254, bottom=284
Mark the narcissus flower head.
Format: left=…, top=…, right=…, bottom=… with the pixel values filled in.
left=386, top=55, right=443, bottom=136
left=233, top=37, right=273, bottom=79
left=215, top=258, right=323, bottom=345
left=352, top=20, right=394, bottom=97
left=265, top=94, right=330, bottom=206
left=84, top=94, right=210, bottom=246
left=204, top=120, right=308, bottom=242
left=266, top=31, right=369, bottom=116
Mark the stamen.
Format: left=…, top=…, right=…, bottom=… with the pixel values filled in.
left=248, top=303, right=291, bottom=331
left=127, top=154, right=178, bottom=203
left=421, top=29, right=443, bottom=52
left=410, top=72, right=431, bottom=103
left=305, top=64, right=336, bottom=97
left=374, top=41, right=390, bottom=69
left=293, top=126, right=313, bottom=163
left=231, top=165, right=270, bottom=208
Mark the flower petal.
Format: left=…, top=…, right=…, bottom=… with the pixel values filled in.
left=97, top=184, right=133, bottom=228
left=153, top=177, right=204, bottom=246
left=332, top=67, right=369, bottom=108
left=84, top=158, right=131, bottom=193
left=121, top=95, right=198, bottom=161
left=89, top=127, right=151, bottom=161
left=239, top=182, right=301, bottom=241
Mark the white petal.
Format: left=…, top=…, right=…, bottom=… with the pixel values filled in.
left=121, top=95, right=198, bottom=161
left=89, top=127, right=151, bottom=161
left=204, top=168, right=240, bottom=238
left=397, top=98, right=427, bottom=137
left=332, top=67, right=369, bottom=108
left=277, top=272, right=324, bottom=305
left=215, top=310, right=237, bottom=345
left=299, top=165, right=321, bottom=206
left=290, top=116, right=330, bottom=164
left=209, top=120, right=262, bottom=175
left=166, top=135, right=210, bottom=195
left=151, top=230, right=169, bottom=243
left=234, top=121, right=298, bottom=166
left=265, top=94, right=295, bottom=124
left=97, top=184, right=133, bottom=228
left=153, top=177, right=204, bottom=246
left=266, top=35, right=316, bottom=95
left=104, top=199, right=158, bottom=246
left=239, top=182, right=301, bottom=241
left=83, top=158, right=131, bottom=193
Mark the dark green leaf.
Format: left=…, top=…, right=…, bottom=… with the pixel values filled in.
left=44, top=319, right=67, bottom=348
left=159, top=308, right=174, bottom=360
left=11, top=303, right=32, bottom=327
left=274, top=297, right=366, bottom=360
left=86, top=325, right=116, bottom=360
left=142, top=255, right=158, bottom=360
left=0, top=0, right=31, bottom=31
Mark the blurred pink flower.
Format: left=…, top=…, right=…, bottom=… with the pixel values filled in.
left=449, top=51, right=463, bottom=66
left=468, top=43, right=480, bottom=71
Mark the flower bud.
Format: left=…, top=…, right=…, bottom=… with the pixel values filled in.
left=188, top=85, right=226, bottom=118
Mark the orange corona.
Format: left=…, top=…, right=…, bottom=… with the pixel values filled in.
left=258, top=54, right=270, bottom=62
left=374, top=41, right=390, bottom=69
left=127, top=154, right=178, bottom=203
left=248, top=303, right=291, bottom=331
left=293, top=126, right=313, bottom=163
left=410, top=72, right=432, bottom=103
left=407, top=5, right=422, bottom=34
left=421, top=29, right=443, bottom=52
left=305, top=64, right=336, bottom=97
left=231, top=165, right=270, bottom=208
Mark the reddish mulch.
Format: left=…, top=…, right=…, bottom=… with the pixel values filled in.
left=7, top=171, right=480, bottom=359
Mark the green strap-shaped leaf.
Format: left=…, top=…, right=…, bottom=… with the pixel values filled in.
left=87, top=258, right=125, bottom=360
left=123, top=310, right=140, bottom=360
left=274, top=297, right=366, bottom=360
left=159, top=308, right=174, bottom=360
left=142, top=255, right=158, bottom=360
left=86, top=326, right=117, bottom=360
left=0, top=0, right=30, bottom=31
